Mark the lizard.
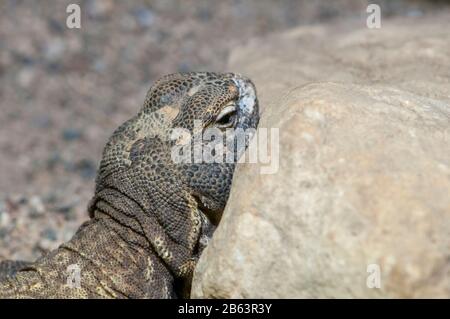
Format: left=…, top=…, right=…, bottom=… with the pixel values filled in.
left=0, top=72, right=259, bottom=298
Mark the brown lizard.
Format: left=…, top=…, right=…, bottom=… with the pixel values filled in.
left=0, top=72, right=259, bottom=298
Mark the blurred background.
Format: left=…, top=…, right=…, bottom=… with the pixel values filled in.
left=0, top=0, right=448, bottom=261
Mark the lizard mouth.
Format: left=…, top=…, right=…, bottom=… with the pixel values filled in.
left=222, top=74, right=259, bottom=160
left=232, top=75, right=259, bottom=130
left=233, top=76, right=256, bottom=112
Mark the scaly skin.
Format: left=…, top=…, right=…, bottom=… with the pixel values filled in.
left=0, top=72, right=259, bottom=298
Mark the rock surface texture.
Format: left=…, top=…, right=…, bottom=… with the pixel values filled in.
left=191, top=13, right=450, bottom=298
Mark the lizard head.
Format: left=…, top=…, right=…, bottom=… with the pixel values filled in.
left=90, top=72, right=259, bottom=252
left=168, top=73, right=259, bottom=223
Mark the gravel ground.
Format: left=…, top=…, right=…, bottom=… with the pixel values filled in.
left=0, top=0, right=447, bottom=261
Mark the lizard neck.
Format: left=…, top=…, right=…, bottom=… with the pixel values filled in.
left=88, top=186, right=199, bottom=292
left=0, top=217, right=175, bottom=298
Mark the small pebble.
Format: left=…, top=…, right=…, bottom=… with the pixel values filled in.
left=46, top=152, right=62, bottom=170
left=196, top=7, right=212, bottom=22
left=44, top=39, right=65, bottom=61
left=41, top=228, right=58, bottom=241
left=87, top=0, right=114, bottom=18
left=47, top=19, right=65, bottom=34
left=62, top=128, right=82, bottom=141
left=29, top=196, right=45, bottom=217
left=133, top=8, right=155, bottom=28
left=75, top=159, right=97, bottom=179
left=32, top=115, right=52, bottom=129
left=0, top=210, right=11, bottom=228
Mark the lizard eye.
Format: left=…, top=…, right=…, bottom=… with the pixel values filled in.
left=216, top=103, right=237, bottom=128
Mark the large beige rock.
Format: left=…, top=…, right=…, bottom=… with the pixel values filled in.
left=191, top=14, right=450, bottom=298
